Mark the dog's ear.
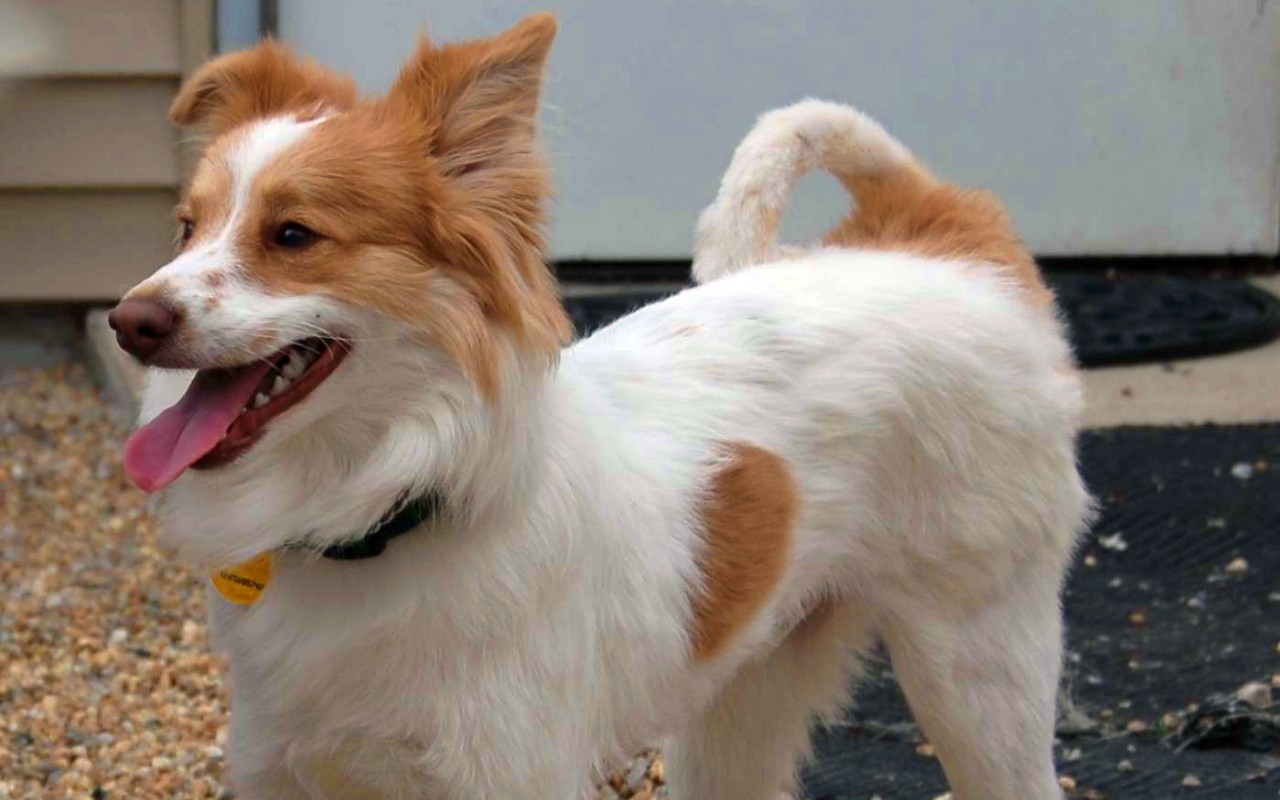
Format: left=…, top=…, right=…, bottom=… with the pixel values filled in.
left=387, top=13, right=557, bottom=177
left=385, top=14, right=570, bottom=372
left=170, top=40, right=358, bottom=131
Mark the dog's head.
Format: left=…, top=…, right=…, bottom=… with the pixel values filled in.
left=112, top=16, right=570, bottom=501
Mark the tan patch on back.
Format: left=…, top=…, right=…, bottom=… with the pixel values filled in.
left=825, top=166, right=1054, bottom=310
left=690, top=442, right=797, bottom=661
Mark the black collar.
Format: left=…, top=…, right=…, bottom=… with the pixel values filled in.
left=321, top=492, right=442, bottom=561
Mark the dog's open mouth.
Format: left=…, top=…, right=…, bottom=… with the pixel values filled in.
left=123, top=338, right=351, bottom=493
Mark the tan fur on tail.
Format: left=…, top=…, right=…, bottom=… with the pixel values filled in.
left=694, top=99, right=1051, bottom=308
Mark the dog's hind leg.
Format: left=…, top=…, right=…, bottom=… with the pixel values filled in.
left=663, top=601, right=872, bottom=800
left=879, top=557, right=1067, bottom=800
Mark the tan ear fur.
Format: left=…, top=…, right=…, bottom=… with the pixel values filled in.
left=387, top=13, right=557, bottom=175
left=170, top=40, right=358, bottom=132
left=388, top=13, right=571, bottom=364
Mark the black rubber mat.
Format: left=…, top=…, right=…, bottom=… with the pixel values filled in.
left=1053, top=273, right=1280, bottom=367
left=800, top=425, right=1280, bottom=799
left=561, top=273, right=1280, bottom=368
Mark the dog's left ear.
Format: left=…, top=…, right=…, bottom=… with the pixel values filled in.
left=171, top=40, right=358, bottom=132
left=388, top=13, right=557, bottom=177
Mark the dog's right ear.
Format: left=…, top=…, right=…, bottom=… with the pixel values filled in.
left=170, top=41, right=357, bottom=132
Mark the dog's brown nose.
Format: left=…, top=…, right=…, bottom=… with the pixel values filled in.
left=108, top=297, right=178, bottom=361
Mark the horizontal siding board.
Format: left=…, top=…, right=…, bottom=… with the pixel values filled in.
left=0, top=78, right=180, bottom=187
left=4, top=0, right=180, bottom=77
left=0, top=190, right=177, bottom=300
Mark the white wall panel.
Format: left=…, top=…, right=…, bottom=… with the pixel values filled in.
left=280, top=1, right=1280, bottom=258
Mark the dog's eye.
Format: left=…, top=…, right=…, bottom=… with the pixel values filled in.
left=274, top=223, right=318, bottom=250
left=180, top=219, right=195, bottom=243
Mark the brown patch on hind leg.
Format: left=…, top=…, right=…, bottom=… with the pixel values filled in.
left=689, top=442, right=798, bottom=661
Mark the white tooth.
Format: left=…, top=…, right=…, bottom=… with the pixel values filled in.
left=284, top=351, right=305, bottom=378
left=272, top=375, right=288, bottom=395
left=252, top=393, right=269, bottom=409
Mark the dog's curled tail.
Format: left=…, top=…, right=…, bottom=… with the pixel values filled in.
left=693, top=99, right=931, bottom=283
left=693, top=99, right=1051, bottom=308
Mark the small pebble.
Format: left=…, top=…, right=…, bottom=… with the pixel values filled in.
left=1128, top=609, right=1147, bottom=627
left=648, top=757, right=663, bottom=784
left=1125, top=719, right=1148, bottom=734
left=1230, top=462, right=1254, bottom=480
left=1181, top=774, right=1202, bottom=788
left=1098, top=533, right=1128, bottom=552
left=1057, top=775, right=1076, bottom=792
left=1236, top=681, right=1273, bottom=710
left=1117, top=759, right=1135, bottom=772
left=622, top=758, right=649, bottom=795
left=1225, top=557, right=1249, bottom=576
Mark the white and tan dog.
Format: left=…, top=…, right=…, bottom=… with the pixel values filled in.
left=110, top=15, right=1088, bottom=800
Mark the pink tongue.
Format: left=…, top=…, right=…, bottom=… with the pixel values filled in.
left=123, top=362, right=273, bottom=493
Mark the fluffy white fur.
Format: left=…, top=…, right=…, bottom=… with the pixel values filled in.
left=694, top=99, right=915, bottom=283
left=137, top=101, right=1089, bottom=800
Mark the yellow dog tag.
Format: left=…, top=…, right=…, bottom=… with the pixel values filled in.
left=210, top=553, right=274, bottom=605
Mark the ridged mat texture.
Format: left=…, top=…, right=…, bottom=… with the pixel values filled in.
left=802, top=424, right=1280, bottom=799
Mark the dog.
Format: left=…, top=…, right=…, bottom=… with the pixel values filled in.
left=109, top=14, right=1089, bottom=799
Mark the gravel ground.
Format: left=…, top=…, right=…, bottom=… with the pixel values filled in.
left=0, top=361, right=666, bottom=800
left=2, top=363, right=229, bottom=799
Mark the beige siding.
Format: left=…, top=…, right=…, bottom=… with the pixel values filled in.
left=0, top=78, right=181, bottom=188
left=8, top=0, right=181, bottom=77
left=0, top=0, right=212, bottom=301
left=0, top=191, right=178, bottom=300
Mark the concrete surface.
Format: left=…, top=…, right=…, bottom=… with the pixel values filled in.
left=56, top=273, right=1280, bottom=429
left=1082, top=275, right=1280, bottom=427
